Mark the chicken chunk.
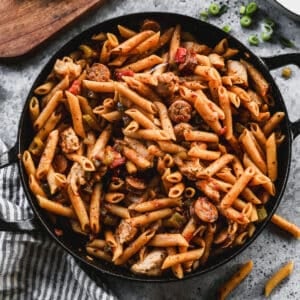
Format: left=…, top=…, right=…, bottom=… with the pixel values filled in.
left=60, top=127, right=80, bottom=154
left=131, top=249, right=167, bottom=276
left=116, top=220, right=138, bottom=244
left=155, top=72, right=179, bottom=99
left=227, top=60, right=248, bottom=87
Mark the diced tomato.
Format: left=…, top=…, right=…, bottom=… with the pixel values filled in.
left=68, top=79, right=81, bottom=95
left=54, top=228, right=64, bottom=236
left=110, top=157, right=126, bottom=169
left=115, top=69, right=135, bottom=81
left=219, top=126, right=227, bottom=135
left=174, top=47, right=187, bottom=64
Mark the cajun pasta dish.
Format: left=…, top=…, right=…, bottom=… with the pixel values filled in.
left=22, top=19, right=285, bottom=278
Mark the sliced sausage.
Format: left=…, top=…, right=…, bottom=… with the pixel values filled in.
left=168, top=100, right=192, bottom=123
left=86, top=63, right=111, bottom=82
left=194, top=197, right=218, bottom=223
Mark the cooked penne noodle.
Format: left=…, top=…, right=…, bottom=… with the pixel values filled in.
left=149, top=234, right=189, bottom=247
left=34, top=81, right=55, bottom=95
left=218, top=86, right=233, bottom=140
left=184, top=130, right=219, bottom=143
left=122, top=146, right=151, bottom=169
left=65, top=91, right=85, bottom=138
left=66, top=153, right=95, bottom=171
left=239, top=129, right=267, bottom=174
left=86, top=247, right=112, bottom=262
left=117, top=24, right=136, bottom=39
left=125, top=108, right=156, bottom=129
left=105, top=203, right=130, bottom=219
left=157, top=141, right=186, bottom=153
left=168, top=182, right=185, bottom=198
left=168, top=24, right=181, bottom=64
left=197, top=154, right=234, bottom=178
left=271, top=214, right=300, bottom=239
left=263, top=112, right=285, bottom=137
left=36, top=195, right=76, bottom=218
left=90, top=183, right=102, bottom=234
left=114, top=229, right=156, bottom=265
left=87, top=239, right=106, bottom=249
left=29, top=175, right=46, bottom=197
left=35, top=111, right=61, bottom=141
left=29, top=96, right=40, bottom=124
left=167, top=247, right=184, bottom=279
left=111, top=30, right=155, bottom=55
left=22, top=151, right=36, bottom=176
left=123, top=76, right=161, bottom=102
left=129, top=197, right=181, bottom=212
left=120, top=55, right=163, bottom=72
left=161, top=248, right=204, bottom=270
left=188, top=147, right=221, bottom=160
left=115, top=82, right=157, bottom=114
left=90, top=124, right=112, bottom=161
left=264, top=261, right=294, bottom=297
left=104, top=192, right=125, bottom=204
left=155, top=101, right=176, bottom=140
left=34, top=90, right=63, bottom=131
left=129, top=208, right=173, bottom=227
left=82, top=80, right=115, bottom=93
left=220, top=167, right=255, bottom=209
left=41, top=76, right=69, bottom=106
left=36, top=130, right=59, bottom=180
left=67, top=186, right=90, bottom=232
left=218, top=260, right=253, bottom=300
left=123, top=120, right=139, bottom=135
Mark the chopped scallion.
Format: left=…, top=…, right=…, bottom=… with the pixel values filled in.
left=279, top=36, right=295, bottom=48
left=245, top=1, right=258, bottom=15
left=248, top=34, right=259, bottom=46
left=200, top=10, right=209, bottom=21
left=240, top=15, right=252, bottom=27
left=261, top=23, right=273, bottom=41
left=240, top=5, right=246, bottom=15
left=264, top=18, right=276, bottom=28
left=208, top=3, right=220, bottom=16
left=222, top=24, right=231, bottom=33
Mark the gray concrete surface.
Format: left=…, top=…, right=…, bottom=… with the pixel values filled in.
left=0, top=0, right=299, bottom=299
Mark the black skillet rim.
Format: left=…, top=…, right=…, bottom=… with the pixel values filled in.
left=17, top=12, right=292, bottom=282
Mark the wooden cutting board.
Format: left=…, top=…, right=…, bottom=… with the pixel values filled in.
left=0, top=0, right=106, bottom=59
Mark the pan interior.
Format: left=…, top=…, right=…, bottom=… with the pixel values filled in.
left=18, top=12, right=292, bottom=282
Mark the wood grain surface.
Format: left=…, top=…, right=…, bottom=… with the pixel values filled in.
left=0, top=0, right=106, bottom=58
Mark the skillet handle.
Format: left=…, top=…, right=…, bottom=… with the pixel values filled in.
left=261, top=53, right=300, bottom=139
left=261, top=53, right=300, bottom=70
left=0, top=143, right=18, bottom=169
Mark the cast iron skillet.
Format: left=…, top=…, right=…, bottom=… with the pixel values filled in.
left=1, top=12, right=300, bottom=282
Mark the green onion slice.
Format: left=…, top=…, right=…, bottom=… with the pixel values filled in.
left=240, top=5, right=246, bottom=15
left=240, top=15, right=252, bottom=27
left=222, top=24, right=231, bottom=33
left=245, top=1, right=258, bottom=15
left=248, top=34, right=259, bottom=46
left=208, top=3, right=220, bottom=16
left=279, top=36, right=295, bottom=48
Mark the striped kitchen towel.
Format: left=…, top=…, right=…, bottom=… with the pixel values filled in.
left=0, top=139, right=116, bottom=300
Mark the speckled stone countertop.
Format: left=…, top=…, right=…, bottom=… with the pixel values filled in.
left=0, top=0, right=299, bottom=299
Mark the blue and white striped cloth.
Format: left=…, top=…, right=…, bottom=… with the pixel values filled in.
left=0, top=140, right=116, bottom=300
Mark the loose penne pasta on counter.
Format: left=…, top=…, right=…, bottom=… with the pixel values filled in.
left=22, top=19, right=286, bottom=279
